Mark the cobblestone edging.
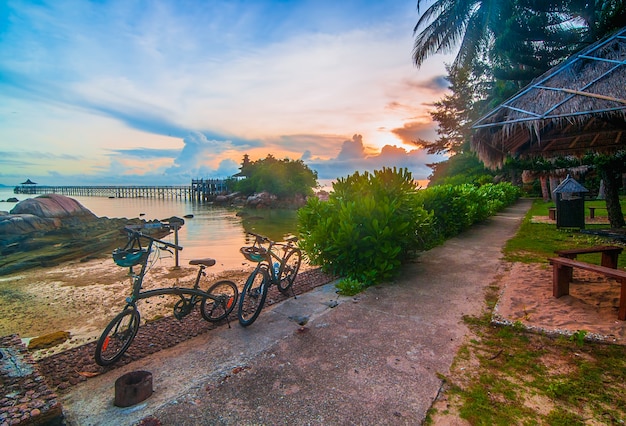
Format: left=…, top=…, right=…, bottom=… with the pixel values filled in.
left=0, top=335, right=63, bottom=426
left=36, top=268, right=336, bottom=394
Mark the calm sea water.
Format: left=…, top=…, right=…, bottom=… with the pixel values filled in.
left=0, top=187, right=300, bottom=272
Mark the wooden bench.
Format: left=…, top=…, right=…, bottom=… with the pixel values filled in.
left=588, top=206, right=607, bottom=218
left=548, top=257, right=626, bottom=320
left=554, top=245, right=623, bottom=269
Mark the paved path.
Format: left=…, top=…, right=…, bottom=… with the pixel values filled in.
left=61, top=199, right=532, bottom=425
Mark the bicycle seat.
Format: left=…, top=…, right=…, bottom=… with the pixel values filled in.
left=189, top=258, right=216, bottom=267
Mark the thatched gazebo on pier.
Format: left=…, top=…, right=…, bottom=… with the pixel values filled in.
left=17, top=179, right=38, bottom=194
left=471, top=26, right=626, bottom=228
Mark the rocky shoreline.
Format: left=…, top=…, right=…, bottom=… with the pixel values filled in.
left=0, top=194, right=176, bottom=275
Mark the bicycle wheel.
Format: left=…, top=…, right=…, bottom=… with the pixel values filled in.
left=277, top=248, right=302, bottom=293
left=95, top=307, right=140, bottom=366
left=237, top=267, right=269, bottom=327
left=201, top=280, right=238, bottom=322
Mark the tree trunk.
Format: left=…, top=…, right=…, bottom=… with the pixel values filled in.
left=599, top=169, right=625, bottom=228
left=540, top=175, right=550, bottom=201
left=597, top=180, right=605, bottom=200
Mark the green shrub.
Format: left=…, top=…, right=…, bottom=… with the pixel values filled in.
left=417, top=182, right=520, bottom=240
left=417, top=184, right=472, bottom=240
left=336, top=277, right=365, bottom=296
left=298, top=167, right=433, bottom=287
left=298, top=171, right=520, bottom=291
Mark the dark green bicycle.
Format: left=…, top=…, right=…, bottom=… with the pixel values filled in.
left=94, top=226, right=238, bottom=366
left=237, top=232, right=301, bottom=326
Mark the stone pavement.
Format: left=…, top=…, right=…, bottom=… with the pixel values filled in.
left=61, top=199, right=532, bottom=425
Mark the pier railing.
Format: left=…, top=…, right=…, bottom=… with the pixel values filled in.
left=14, top=179, right=229, bottom=201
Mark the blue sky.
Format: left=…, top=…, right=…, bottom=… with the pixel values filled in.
left=0, top=0, right=452, bottom=187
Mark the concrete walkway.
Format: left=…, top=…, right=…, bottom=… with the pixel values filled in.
left=61, top=199, right=532, bottom=425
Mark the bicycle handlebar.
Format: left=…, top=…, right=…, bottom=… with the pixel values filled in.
left=246, top=231, right=297, bottom=245
left=124, top=227, right=183, bottom=251
left=247, top=231, right=271, bottom=243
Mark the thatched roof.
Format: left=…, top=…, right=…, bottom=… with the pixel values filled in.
left=472, top=27, right=626, bottom=168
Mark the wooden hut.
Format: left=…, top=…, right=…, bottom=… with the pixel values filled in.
left=471, top=26, right=626, bottom=227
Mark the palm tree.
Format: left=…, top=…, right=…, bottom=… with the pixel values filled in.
left=412, top=0, right=508, bottom=71
left=413, top=0, right=625, bottom=73
left=568, top=0, right=626, bottom=42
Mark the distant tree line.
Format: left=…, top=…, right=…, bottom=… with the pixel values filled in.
left=231, top=154, right=318, bottom=199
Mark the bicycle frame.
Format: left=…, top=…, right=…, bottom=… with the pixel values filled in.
left=244, top=232, right=298, bottom=284
left=117, top=228, right=234, bottom=318
left=95, top=227, right=239, bottom=366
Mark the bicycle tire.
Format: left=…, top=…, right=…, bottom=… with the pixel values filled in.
left=277, top=248, right=302, bottom=293
left=94, top=307, right=140, bottom=366
left=201, top=280, right=239, bottom=322
left=237, top=267, right=269, bottom=327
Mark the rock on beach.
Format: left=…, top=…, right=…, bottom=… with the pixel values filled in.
left=10, top=193, right=97, bottom=223
left=1, top=194, right=97, bottom=236
left=0, top=194, right=149, bottom=275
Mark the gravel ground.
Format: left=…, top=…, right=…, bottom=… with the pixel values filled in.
left=36, top=268, right=335, bottom=394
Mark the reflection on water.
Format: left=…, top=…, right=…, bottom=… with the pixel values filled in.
left=0, top=189, right=300, bottom=273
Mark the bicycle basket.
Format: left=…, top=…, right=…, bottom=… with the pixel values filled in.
left=240, top=246, right=267, bottom=262
left=112, top=248, right=148, bottom=267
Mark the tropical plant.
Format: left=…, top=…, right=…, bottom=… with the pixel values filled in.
left=298, top=167, right=520, bottom=290
left=298, top=168, right=434, bottom=287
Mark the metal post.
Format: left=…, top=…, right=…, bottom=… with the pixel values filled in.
left=173, top=225, right=180, bottom=269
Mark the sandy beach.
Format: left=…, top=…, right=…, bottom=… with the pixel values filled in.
left=0, top=256, right=255, bottom=358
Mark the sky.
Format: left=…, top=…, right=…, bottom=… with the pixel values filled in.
left=0, top=0, right=453, bottom=188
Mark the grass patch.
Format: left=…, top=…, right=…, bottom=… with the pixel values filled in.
left=428, top=316, right=626, bottom=424
left=503, top=198, right=626, bottom=266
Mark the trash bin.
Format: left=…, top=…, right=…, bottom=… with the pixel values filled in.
left=553, top=175, right=588, bottom=229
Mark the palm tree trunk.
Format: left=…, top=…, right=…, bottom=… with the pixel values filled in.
left=540, top=175, right=550, bottom=201
left=599, top=169, right=625, bottom=228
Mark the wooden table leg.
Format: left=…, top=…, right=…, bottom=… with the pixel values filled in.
left=601, top=252, right=619, bottom=269
left=617, top=280, right=626, bottom=321
left=553, top=263, right=572, bottom=298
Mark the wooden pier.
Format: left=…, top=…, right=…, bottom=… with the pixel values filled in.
left=14, top=179, right=229, bottom=201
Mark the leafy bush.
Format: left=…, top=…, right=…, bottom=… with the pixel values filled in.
left=298, top=167, right=433, bottom=286
left=335, top=277, right=365, bottom=296
left=417, top=182, right=521, bottom=241
left=298, top=170, right=520, bottom=291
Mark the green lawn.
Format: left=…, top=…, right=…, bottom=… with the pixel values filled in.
left=503, top=198, right=626, bottom=267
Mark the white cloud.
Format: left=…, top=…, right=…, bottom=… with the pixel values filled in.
left=0, top=0, right=454, bottom=186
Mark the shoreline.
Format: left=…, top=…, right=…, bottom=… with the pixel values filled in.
left=0, top=256, right=260, bottom=359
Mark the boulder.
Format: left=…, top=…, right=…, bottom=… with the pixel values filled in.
left=10, top=194, right=97, bottom=225
left=245, top=191, right=277, bottom=209
left=0, top=213, right=59, bottom=235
